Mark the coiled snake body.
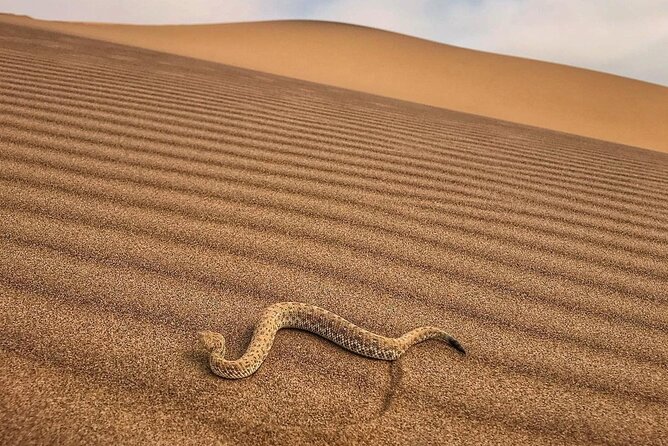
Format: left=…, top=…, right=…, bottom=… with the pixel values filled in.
left=199, top=301, right=466, bottom=379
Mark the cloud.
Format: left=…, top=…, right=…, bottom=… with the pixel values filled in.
left=1, top=0, right=666, bottom=85
left=439, top=0, right=668, bottom=85
left=0, top=0, right=286, bottom=24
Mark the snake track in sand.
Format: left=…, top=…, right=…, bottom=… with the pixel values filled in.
left=199, top=301, right=466, bottom=379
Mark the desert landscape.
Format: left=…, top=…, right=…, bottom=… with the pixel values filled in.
left=0, top=13, right=667, bottom=446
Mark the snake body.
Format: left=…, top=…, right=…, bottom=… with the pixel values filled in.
left=199, top=301, right=465, bottom=379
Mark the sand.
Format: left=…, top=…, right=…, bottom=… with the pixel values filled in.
left=0, top=22, right=667, bottom=446
left=1, top=13, right=667, bottom=154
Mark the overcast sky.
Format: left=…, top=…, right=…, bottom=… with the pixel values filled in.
left=2, top=0, right=667, bottom=86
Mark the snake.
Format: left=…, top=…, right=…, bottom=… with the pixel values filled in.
left=198, top=301, right=466, bottom=379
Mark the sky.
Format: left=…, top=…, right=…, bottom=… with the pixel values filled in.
left=2, top=0, right=667, bottom=86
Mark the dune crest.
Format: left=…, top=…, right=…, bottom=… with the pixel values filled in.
left=1, top=13, right=667, bottom=153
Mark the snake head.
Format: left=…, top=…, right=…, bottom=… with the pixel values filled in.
left=198, top=331, right=226, bottom=355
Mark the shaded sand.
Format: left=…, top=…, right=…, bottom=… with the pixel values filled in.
left=1, top=23, right=668, bottom=445
left=1, top=14, right=668, bottom=153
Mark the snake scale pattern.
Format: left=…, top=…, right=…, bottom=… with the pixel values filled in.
left=199, top=301, right=466, bottom=379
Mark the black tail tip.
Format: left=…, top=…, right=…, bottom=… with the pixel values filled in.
left=449, top=338, right=466, bottom=355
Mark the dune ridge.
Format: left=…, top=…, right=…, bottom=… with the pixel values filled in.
left=1, top=13, right=667, bottom=153
left=0, top=23, right=667, bottom=445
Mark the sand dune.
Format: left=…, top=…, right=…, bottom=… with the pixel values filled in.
left=1, top=13, right=667, bottom=153
left=1, top=22, right=668, bottom=445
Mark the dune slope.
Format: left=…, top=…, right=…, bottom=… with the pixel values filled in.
left=1, top=23, right=667, bottom=445
left=1, top=13, right=668, bottom=153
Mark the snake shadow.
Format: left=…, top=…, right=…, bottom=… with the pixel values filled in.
left=379, top=359, right=403, bottom=416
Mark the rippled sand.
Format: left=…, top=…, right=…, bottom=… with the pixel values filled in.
left=0, top=23, right=667, bottom=445
left=2, top=13, right=668, bottom=152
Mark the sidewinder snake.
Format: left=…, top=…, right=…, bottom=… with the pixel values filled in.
left=199, top=301, right=466, bottom=379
